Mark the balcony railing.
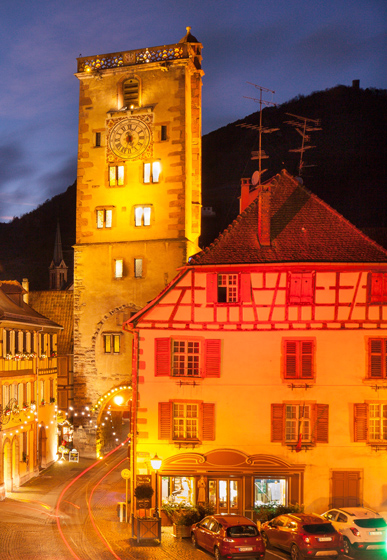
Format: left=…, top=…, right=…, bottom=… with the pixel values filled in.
left=77, top=43, right=187, bottom=73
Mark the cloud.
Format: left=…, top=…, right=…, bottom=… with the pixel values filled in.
left=0, top=141, right=34, bottom=188
left=38, top=157, right=77, bottom=200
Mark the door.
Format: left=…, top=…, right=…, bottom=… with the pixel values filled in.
left=208, top=478, right=242, bottom=514
left=332, top=471, right=360, bottom=507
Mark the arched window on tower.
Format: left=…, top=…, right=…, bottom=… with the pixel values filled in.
left=123, top=77, right=139, bottom=109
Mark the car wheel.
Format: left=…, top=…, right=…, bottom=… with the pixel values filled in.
left=191, top=533, right=198, bottom=548
left=343, top=537, right=352, bottom=556
left=214, top=546, right=223, bottom=560
left=290, top=544, right=301, bottom=560
left=261, top=531, right=270, bottom=549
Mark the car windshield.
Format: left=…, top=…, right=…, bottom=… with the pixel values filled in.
left=354, top=518, right=387, bottom=529
left=227, top=525, right=259, bottom=538
left=303, top=523, right=335, bottom=534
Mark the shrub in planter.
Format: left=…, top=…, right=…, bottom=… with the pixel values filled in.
left=197, top=502, right=216, bottom=521
left=134, top=484, right=154, bottom=517
left=254, top=502, right=304, bottom=523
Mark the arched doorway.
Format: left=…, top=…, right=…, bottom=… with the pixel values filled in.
left=96, top=386, right=132, bottom=457
left=38, top=426, right=47, bottom=469
left=3, top=438, right=12, bottom=492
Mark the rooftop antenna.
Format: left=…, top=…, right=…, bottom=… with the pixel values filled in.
left=285, top=113, right=321, bottom=176
left=237, top=83, right=278, bottom=186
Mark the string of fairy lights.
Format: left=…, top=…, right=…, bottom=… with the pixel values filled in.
left=5, top=385, right=132, bottom=445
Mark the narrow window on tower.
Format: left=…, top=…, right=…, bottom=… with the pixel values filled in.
left=134, top=206, right=152, bottom=227
left=143, top=161, right=161, bottom=183
left=134, top=258, right=143, bottom=278
left=114, top=259, right=123, bottom=279
left=123, top=77, right=140, bottom=109
left=161, top=125, right=167, bottom=141
left=109, top=165, right=124, bottom=186
left=95, top=132, right=101, bottom=147
left=96, top=208, right=113, bottom=229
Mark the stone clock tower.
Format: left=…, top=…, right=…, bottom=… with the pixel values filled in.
left=73, top=28, right=203, bottom=456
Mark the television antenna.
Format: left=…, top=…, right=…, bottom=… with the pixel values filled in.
left=237, top=83, right=279, bottom=186
left=285, top=113, right=321, bottom=176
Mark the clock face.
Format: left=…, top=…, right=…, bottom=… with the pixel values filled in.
left=109, top=118, right=151, bottom=160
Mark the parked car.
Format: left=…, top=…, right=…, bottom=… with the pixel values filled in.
left=261, top=513, right=343, bottom=559
left=191, top=514, right=265, bottom=560
left=322, top=507, right=387, bottom=555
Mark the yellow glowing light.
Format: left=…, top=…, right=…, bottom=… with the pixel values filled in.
left=114, top=395, right=124, bottom=406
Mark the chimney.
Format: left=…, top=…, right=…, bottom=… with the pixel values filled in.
left=240, top=178, right=251, bottom=213
left=352, top=79, right=360, bottom=89
left=258, top=188, right=271, bottom=246
left=22, top=278, right=29, bottom=304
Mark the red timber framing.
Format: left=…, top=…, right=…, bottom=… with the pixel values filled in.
left=125, top=264, right=387, bottom=333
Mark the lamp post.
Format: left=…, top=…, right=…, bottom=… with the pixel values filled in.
left=150, top=453, right=162, bottom=518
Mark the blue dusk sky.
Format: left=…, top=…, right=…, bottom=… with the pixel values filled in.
left=0, top=0, right=386, bottom=222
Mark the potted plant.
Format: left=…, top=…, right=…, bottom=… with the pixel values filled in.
left=170, top=504, right=200, bottom=539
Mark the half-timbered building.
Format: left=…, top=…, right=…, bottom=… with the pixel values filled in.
left=0, top=281, right=62, bottom=499
left=124, top=169, right=387, bottom=517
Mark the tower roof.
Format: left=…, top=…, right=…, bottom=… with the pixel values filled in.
left=179, top=26, right=200, bottom=44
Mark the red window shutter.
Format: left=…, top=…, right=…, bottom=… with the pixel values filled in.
left=313, top=404, right=329, bottom=443
left=289, top=273, right=302, bottom=303
left=240, top=273, right=251, bottom=302
left=285, top=341, right=298, bottom=378
left=271, top=404, right=284, bottom=442
left=206, top=273, right=218, bottom=303
left=300, top=340, right=314, bottom=378
left=369, top=339, right=383, bottom=378
left=354, top=403, right=368, bottom=442
left=155, top=338, right=170, bottom=376
left=370, top=273, right=383, bottom=303
left=201, top=403, right=215, bottom=440
left=204, top=339, right=221, bottom=378
left=301, top=273, right=313, bottom=302
left=158, top=402, right=172, bottom=439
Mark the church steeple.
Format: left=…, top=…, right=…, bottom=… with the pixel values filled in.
left=49, top=222, right=68, bottom=290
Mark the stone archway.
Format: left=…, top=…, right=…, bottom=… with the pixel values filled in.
left=95, top=386, right=132, bottom=457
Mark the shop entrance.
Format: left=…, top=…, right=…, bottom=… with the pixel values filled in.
left=209, top=478, right=242, bottom=514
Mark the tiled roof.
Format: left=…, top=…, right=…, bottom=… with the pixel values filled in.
left=29, top=291, right=73, bottom=355
left=190, top=170, right=387, bottom=265
left=0, top=281, right=62, bottom=329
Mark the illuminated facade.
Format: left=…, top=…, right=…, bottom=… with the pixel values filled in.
left=73, top=29, right=203, bottom=456
left=0, top=281, right=61, bottom=499
left=125, top=170, right=387, bottom=516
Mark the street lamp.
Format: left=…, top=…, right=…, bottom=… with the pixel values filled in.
left=150, top=453, right=162, bottom=517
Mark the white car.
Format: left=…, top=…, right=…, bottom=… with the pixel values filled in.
left=322, top=507, right=387, bottom=555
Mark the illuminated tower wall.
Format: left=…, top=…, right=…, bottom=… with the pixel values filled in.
left=73, top=29, right=203, bottom=455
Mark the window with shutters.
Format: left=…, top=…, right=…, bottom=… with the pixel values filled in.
left=283, top=339, right=315, bottom=379
left=287, top=272, right=314, bottom=304
left=354, top=402, right=387, bottom=444
left=155, top=338, right=221, bottom=378
left=206, top=272, right=251, bottom=304
left=158, top=400, right=215, bottom=443
left=368, top=272, right=387, bottom=304
left=271, top=402, right=329, bottom=447
left=368, top=339, right=387, bottom=378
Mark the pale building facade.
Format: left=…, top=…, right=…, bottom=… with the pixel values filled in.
left=125, top=170, right=387, bottom=516
left=73, top=29, right=203, bottom=456
left=0, top=281, right=61, bottom=499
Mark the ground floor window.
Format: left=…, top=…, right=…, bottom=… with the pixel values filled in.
left=161, top=476, right=194, bottom=506
left=254, top=478, right=287, bottom=507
